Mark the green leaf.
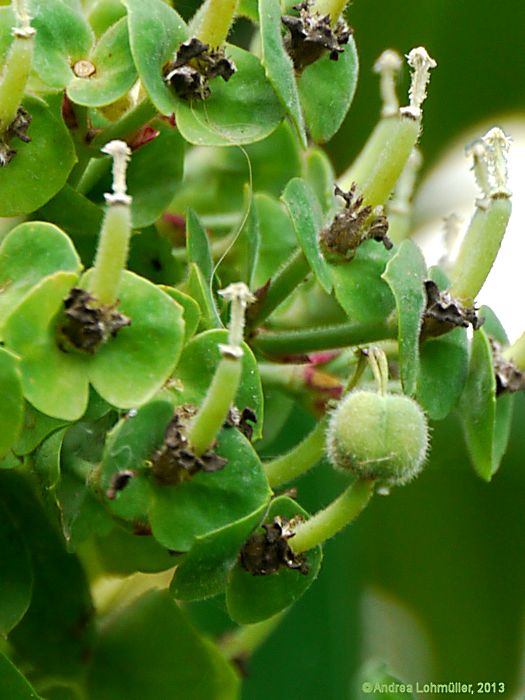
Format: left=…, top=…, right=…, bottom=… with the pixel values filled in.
left=186, top=263, right=222, bottom=329
left=100, top=399, right=174, bottom=490
left=0, top=222, right=82, bottom=338
left=382, top=240, right=427, bottom=396
left=187, top=208, right=213, bottom=283
left=0, top=348, right=24, bottom=458
left=0, top=8, right=15, bottom=65
left=175, top=329, right=263, bottom=440
left=282, top=177, right=332, bottom=293
left=459, top=327, right=512, bottom=481
left=87, top=589, right=240, bottom=700
left=226, top=495, right=322, bottom=623
left=331, top=240, right=395, bottom=323
left=33, top=426, right=66, bottom=491
left=252, top=192, right=297, bottom=289
left=3, top=272, right=89, bottom=421
left=36, top=185, right=104, bottom=267
left=297, top=36, right=358, bottom=143
left=175, top=45, right=285, bottom=146
left=14, top=402, right=70, bottom=456
left=95, top=523, right=178, bottom=574
left=0, top=96, right=77, bottom=217
left=67, top=17, right=137, bottom=107
left=150, top=428, right=271, bottom=551
left=170, top=503, right=268, bottom=601
left=258, top=0, right=307, bottom=147
left=0, top=497, right=33, bottom=635
left=159, top=286, right=201, bottom=342
left=303, top=147, right=337, bottom=216
left=122, top=0, right=188, bottom=115
left=28, top=0, right=94, bottom=89
left=88, top=0, right=127, bottom=36
left=128, top=123, right=184, bottom=228
left=85, top=270, right=185, bottom=409
left=3, top=471, right=95, bottom=678
left=417, top=327, right=469, bottom=421
left=0, top=652, right=42, bottom=700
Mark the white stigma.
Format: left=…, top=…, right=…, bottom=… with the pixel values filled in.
left=466, top=127, right=511, bottom=203
left=400, top=46, right=437, bottom=120
left=218, top=282, right=256, bottom=358
left=102, top=140, right=132, bottom=206
left=374, top=49, right=403, bottom=118
left=12, top=0, right=35, bottom=37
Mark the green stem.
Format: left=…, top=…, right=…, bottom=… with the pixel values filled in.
left=91, top=99, right=158, bottom=148
left=338, top=116, right=420, bottom=207
left=88, top=203, right=132, bottom=305
left=503, top=332, right=525, bottom=369
left=291, top=478, right=374, bottom=553
left=265, top=416, right=328, bottom=488
left=248, top=249, right=310, bottom=328
left=194, top=0, right=240, bottom=47
left=187, top=357, right=242, bottom=456
left=253, top=319, right=396, bottom=357
left=0, top=24, right=34, bottom=132
left=312, top=0, right=347, bottom=24
left=449, top=197, right=512, bottom=305
left=220, top=612, right=286, bottom=663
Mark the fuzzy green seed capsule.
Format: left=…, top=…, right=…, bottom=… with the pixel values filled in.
left=326, top=390, right=428, bottom=486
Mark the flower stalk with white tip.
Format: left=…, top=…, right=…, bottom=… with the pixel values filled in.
left=339, top=46, right=436, bottom=208
left=374, top=49, right=403, bottom=118
left=450, top=127, right=512, bottom=306
left=187, top=282, right=255, bottom=457
left=87, top=141, right=133, bottom=306
left=0, top=0, right=36, bottom=164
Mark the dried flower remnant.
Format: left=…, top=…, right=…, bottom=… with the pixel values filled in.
left=420, top=280, right=482, bottom=340
left=240, top=515, right=309, bottom=576
left=490, top=338, right=525, bottom=396
left=59, top=288, right=131, bottom=354
left=224, top=406, right=258, bottom=441
left=151, top=405, right=227, bottom=486
left=320, top=184, right=392, bottom=261
left=282, top=0, right=351, bottom=73
left=106, top=469, right=136, bottom=500
left=0, top=106, right=32, bottom=166
left=164, top=37, right=236, bottom=101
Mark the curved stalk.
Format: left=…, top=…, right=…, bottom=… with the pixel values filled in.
left=194, top=0, right=239, bottom=47
left=291, top=478, right=374, bottom=553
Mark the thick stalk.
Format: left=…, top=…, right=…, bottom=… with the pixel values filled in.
left=248, top=249, right=310, bottom=328
left=194, top=0, right=239, bottom=47
left=338, top=116, right=420, bottom=208
left=0, top=9, right=34, bottom=132
left=186, top=357, right=242, bottom=456
left=449, top=197, right=512, bottom=306
left=253, top=318, right=396, bottom=357
left=291, top=478, right=374, bottom=553
left=265, top=416, right=328, bottom=488
left=88, top=204, right=132, bottom=305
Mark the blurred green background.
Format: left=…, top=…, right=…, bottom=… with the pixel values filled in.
left=237, top=0, right=525, bottom=697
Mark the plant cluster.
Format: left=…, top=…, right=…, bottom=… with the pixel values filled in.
left=0, top=0, right=523, bottom=697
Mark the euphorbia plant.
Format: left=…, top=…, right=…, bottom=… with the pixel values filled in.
left=0, top=0, right=522, bottom=697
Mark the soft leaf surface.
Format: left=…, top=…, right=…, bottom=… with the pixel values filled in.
left=382, top=240, right=427, bottom=396
left=226, top=495, right=322, bottom=623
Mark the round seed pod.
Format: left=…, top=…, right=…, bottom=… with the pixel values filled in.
left=326, top=390, right=429, bottom=486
